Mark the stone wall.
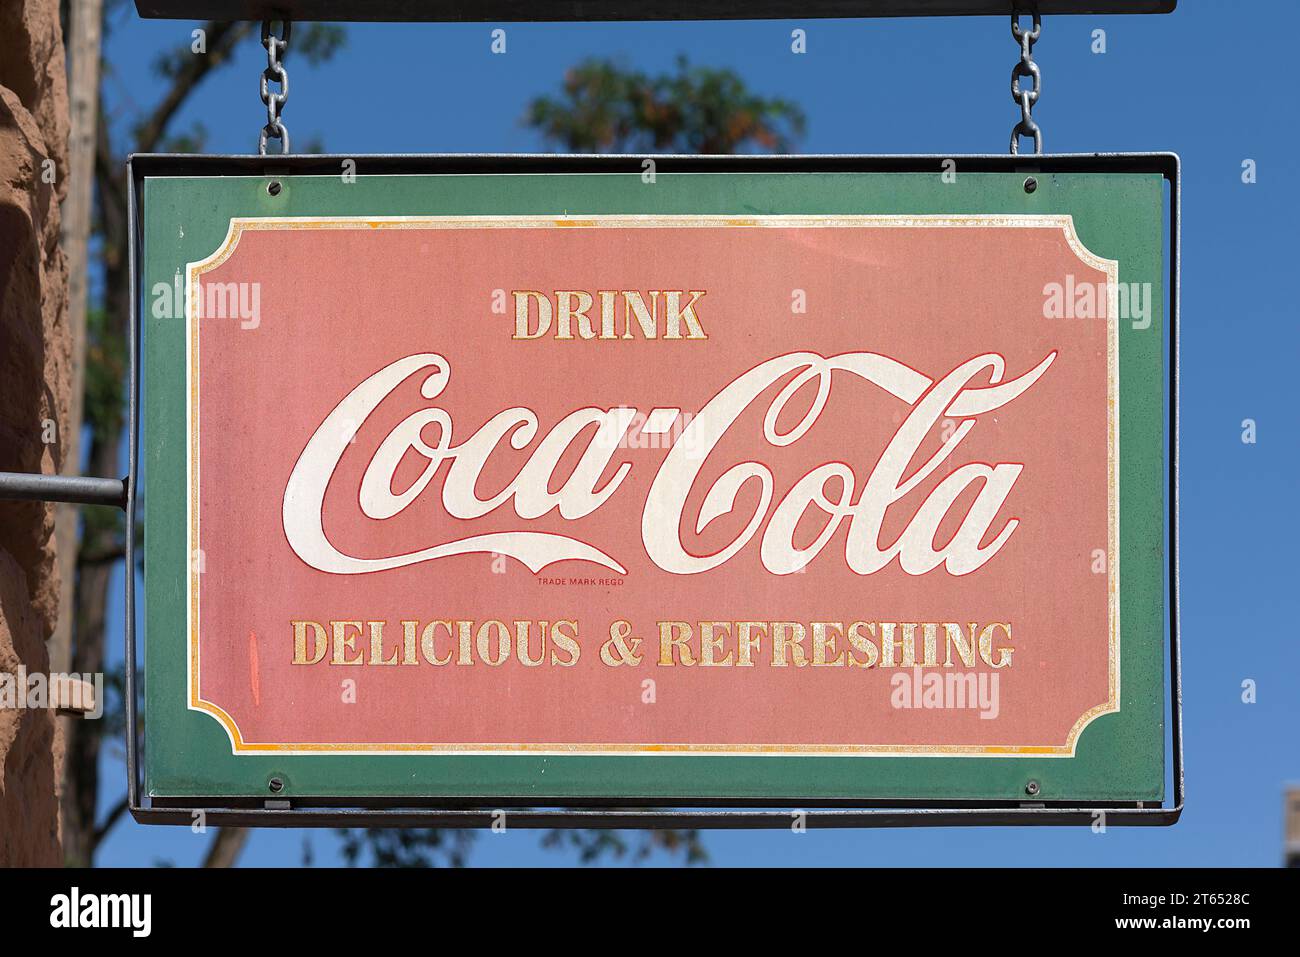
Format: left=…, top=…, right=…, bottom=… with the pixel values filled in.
left=0, top=0, right=71, bottom=867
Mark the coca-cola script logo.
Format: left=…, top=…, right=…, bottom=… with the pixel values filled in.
left=282, top=349, right=1056, bottom=579
left=185, top=215, right=1117, bottom=758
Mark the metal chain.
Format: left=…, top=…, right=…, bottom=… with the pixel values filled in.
left=259, top=19, right=291, bottom=155
left=1009, top=10, right=1042, bottom=155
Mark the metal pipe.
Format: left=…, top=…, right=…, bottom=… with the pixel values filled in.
left=0, top=472, right=128, bottom=508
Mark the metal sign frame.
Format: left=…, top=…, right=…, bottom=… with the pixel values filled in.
left=124, top=150, right=1181, bottom=828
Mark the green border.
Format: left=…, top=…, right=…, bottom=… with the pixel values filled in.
left=143, top=171, right=1165, bottom=802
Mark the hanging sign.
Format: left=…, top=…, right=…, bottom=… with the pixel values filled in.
left=136, top=155, right=1176, bottom=817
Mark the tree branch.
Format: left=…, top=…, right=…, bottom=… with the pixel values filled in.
left=77, top=543, right=125, bottom=567
left=92, top=795, right=129, bottom=848
left=202, top=827, right=251, bottom=868
left=133, top=21, right=255, bottom=153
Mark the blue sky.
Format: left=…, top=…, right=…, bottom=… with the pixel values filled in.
left=94, top=1, right=1298, bottom=866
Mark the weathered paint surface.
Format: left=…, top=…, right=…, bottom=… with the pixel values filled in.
left=144, top=170, right=1167, bottom=803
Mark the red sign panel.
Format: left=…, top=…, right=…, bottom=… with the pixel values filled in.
left=186, top=214, right=1117, bottom=756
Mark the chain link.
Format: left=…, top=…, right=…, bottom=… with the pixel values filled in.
left=259, top=19, right=291, bottom=155
left=1009, top=10, right=1042, bottom=155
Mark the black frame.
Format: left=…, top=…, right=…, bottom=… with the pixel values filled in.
left=122, top=151, right=1181, bottom=828
left=133, top=2, right=1177, bottom=22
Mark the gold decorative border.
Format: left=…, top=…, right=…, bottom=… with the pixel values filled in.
left=186, top=214, right=1119, bottom=758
